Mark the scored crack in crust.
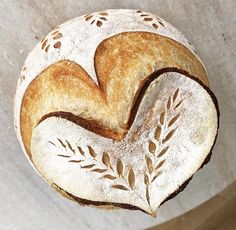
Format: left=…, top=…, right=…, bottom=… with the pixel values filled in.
left=20, top=32, right=208, bottom=160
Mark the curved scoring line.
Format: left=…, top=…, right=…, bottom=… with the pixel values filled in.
left=36, top=67, right=218, bottom=141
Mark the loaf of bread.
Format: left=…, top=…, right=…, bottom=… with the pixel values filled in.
left=14, top=9, right=219, bottom=217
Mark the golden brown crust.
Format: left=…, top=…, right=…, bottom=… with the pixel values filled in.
left=20, top=32, right=208, bottom=159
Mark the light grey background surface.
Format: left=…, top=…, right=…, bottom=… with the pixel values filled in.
left=0, top=0, right=235, bottom=230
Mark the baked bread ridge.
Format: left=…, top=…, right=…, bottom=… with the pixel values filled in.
left=14, top=9, right=219, bottom=217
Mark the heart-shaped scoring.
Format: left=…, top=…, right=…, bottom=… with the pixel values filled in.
left=20, top=32, right=208, bottom=157
left=19, top=32, right=218, bottom=216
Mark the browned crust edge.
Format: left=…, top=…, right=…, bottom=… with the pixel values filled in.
left=50, top=71, right=220, bottom=216
left=37, top=111, right=123, bottom=141
left=36, top=67, right=213, bottom=142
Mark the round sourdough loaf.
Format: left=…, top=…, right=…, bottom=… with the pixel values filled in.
left=14, top=9, right=219, bottom=217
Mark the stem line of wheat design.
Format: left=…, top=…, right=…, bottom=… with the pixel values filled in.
left=144, top=88, right=183, bottom=204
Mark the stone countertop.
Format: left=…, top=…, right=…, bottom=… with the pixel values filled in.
left=0, top=1, right=235, bottom=229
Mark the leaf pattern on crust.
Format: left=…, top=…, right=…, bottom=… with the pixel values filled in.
left=144, top=88, right=183, bottom=205
left=117, top=159, right=123, bottom=177
left=54, top=142, right=134, bottom=191
left=128, top=168, right=135, bottom=190
left=112, top=184, right=129, bottom=191
left=49, top=88, right=184, bottom=208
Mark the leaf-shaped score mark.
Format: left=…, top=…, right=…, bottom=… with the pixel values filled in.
left=117, top=159, right=123, bottom=177
left=77, top=146, right=85, bottom=156
left=167, top=96, right=171, bottom=110
left=57, top=154, right=70, bottom=158
left=102, top=174, right=116, bottom=180
left=162, top=129, right=177, bottom=144
left=160, top=112, right=165, bottom=125
left=81, top=164, right=96, bottom=169
left=157, top=147, right=169, bottom=158
left=128, top=168, right=135, bottom=190
left=112, top=184, right=129, bottom=191
left=48, top=141, right=56, bottom=146
left=102, top=152, right=112, bottom=169
left=91, top=168, right=107, bottom=173
left=57, top=138, right=66, bottom=148
left=174, top=99, right=183, bottom=110
left=66, top=140, right=75, bottom=153
left=151, top=171, right=162, bottom=182
left=173, top=88, right=179, bottom=103
left=149, top=141, right=156, bottom=154
left=144, top=174, right=149, bottom=185
left=154, top=125, right=162, bottom=140
left=155, top=160, right=166, bottom=170
left=144, top=174, right=150, bottom=205
left=68, top=160, right=83, bottom=163
left=168, top=113, right=180, bottom=127
left=145, top=155, right=153, bottom=174
left=88, top=146, right=96, bottom=158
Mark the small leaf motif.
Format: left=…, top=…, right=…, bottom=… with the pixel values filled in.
left=128, top=168, right=135, bottom=190
left=68, top=160, right=83, bottom=163
left=167, top=96, right=171, bottom=110
left=145, top=155, right=153, bottom=174
left=149, top=141, right=156, bottom=154
left=77, top=146, right=85, bottom=156
left=91, top=168, right=107, bottom=173
left=97, top=20, right=102, bottom=27
left=117, top=159, right=123, bottom=177
left=58, top=138, right=66, bottom=148
left=155, top=160, right=166, bottom=170
left=144, top=173, right=150, bottom=205
left=154, top=126, right=162, bottom=140
left=151, top=171, right=162, bottom=182
left=102, top=152, right=111, bottom=167
left=173, top=88, right=179, bottom=103
left=57, top=154, right=70, bottom=158
left=88, top=146, right=96, bottom=158
left=174, top=100, right=183, bottom=109
left=48, top=141, right=56, bottom=146
left=144, top=174, right=149, bottom=185
left=112, top=184, right=129, bottom=191
left=162, top=129, right=177, bottom=144
left=168, top=114, right=180, bottom=127
left=66, top=140, right=75, bottom=153
left=81, top=164, right=96, bottom=169
left=157, top=147, right=169, bottom=158
left=160, top=112, right=165, bottom=125
left=146, top=187, right=150, bottom=205
left=102, top=174, right=116, bottom=180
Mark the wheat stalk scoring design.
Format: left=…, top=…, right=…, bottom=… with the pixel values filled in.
left=49, top=88, right=183, bottom=206
left=50, top=139, right=135, bottom=191
left=144, top=88, right=183, bottom=204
